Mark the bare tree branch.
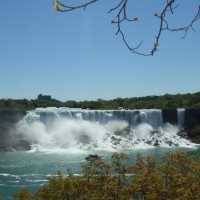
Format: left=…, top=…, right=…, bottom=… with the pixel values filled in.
left=163, top=5, right=200, bottom=39
left=151, top=0, right=176, bottom=56
left=109, top=0, right=149, bottom=56
left=53, top=0, right=200, bottom=56
left=53, top=0, right=99, bottom=12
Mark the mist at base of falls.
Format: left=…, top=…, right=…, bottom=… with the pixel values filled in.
left=15, top=108, right=196, bottom=153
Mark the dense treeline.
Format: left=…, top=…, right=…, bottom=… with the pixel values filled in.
left=12, top=151, right=200, bottom=200
left=1, top=92, right=200, bottom=111
left=68, top=92, right=200, bottom=109
left=0, top=96, right=62, bottom=111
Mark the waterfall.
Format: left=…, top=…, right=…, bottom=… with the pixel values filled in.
left=24, top=108, right=163, bottom=128
left=177, top=108, right=185, bottom=128
left=15, top=107, right=195, bottom=152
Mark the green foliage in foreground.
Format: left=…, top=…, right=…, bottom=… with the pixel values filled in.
left=13, top=151, right=200, bottom=200
left=1, top=92, right=200, bottom=111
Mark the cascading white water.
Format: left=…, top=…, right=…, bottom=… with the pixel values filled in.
left=177, top=108, right=185, bottom=128
left=16, top=107, right=196, bottom=152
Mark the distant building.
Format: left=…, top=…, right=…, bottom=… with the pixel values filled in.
left=37, top=94, right=52, bottom=101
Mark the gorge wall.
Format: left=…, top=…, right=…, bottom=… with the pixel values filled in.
left=0, top=110, right=29, bottom=151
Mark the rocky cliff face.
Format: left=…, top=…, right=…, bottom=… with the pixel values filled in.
left=162, top=109, right=178, bottom=125
left=0, top=110, right=30, bottom=151
left=162, top=108, right=200, bottom=143
left=184, top=109, right=200, bottom=142
left=184, top=109, right=200, bottom=128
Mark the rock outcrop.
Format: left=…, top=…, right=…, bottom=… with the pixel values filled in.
left=184, top=109, right=200, bottom=143
left=162, top=109, right=177, bottom=125
left=0, top=110, right=30, bottom=151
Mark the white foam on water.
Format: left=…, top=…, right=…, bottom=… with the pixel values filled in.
left=25, top=179, right=48, bottom=183
left=8, top=180, right=20, bottom=183
left=0, top=173, right=20, bottom=179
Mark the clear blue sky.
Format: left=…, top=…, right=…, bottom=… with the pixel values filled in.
left=0, top=0, right=199, bottom=101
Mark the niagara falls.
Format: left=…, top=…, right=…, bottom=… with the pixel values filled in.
left=1, top=0, right=200, bottom=199
left=15, top=108, right=196, bottom=152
